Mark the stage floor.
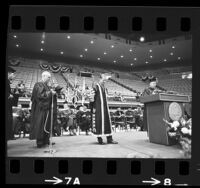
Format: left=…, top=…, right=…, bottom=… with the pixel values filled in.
left=7, top=130, right=187, bottom=158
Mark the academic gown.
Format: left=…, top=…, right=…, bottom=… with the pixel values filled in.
left=29, top=82, right=53, bottom=145
left=6, top=79, right=19, bottom=140
left=91, top=83, right=112, bottom=136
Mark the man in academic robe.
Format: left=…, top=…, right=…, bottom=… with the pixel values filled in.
left=7, top=66, right=19, bottom=141
left=29, top=71, right=56, bottom=148
left=141, top=76, right=158, bottom=132
left=89, top=73, right=118, bottom=144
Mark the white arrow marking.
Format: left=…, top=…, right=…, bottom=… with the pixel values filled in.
left=142, top=177, right=161, bottom=186
left=45, top=176, right=63, bottom=185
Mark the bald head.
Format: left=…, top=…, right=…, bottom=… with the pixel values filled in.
left=42, top=71, right=51, bottom=83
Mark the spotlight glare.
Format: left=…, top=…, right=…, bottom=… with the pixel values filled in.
left=140, top=36, right=145, bottom=42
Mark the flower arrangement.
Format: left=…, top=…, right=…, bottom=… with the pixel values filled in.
left=163, top=117, right=192, bottom=158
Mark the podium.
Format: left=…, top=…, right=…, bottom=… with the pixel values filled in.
left=140, top=93, right=190, bottom=146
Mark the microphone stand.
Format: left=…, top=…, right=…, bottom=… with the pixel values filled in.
left=44, top=92, right=56, bottom=154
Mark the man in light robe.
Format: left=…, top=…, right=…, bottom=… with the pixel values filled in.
left=89, top=73, right=118, bottom=145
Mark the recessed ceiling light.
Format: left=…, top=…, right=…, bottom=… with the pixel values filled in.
left=40, top=48, right=43, bottom=51
left=16, top=44, right=19, bottom=47
left=84, top=48, right=88, bottom=52
left=149, top=49, right=152, bottom=52
left=41, top=40, right=44, bottom=44
left=164, top=59, right=167, bottom=62
left=150, top=55, right=153, bottom=58
left=67, top=35, right=71, bottom=39
left=178, top=57, right=181, bottom=60
left=90, top=40, right=94, bottom=44
left=113, top=60, right=116, bottom=63
left=170, top=52, right=173, bottom=56
left=134, top=58, right=137, bottom=61
left=13, top=35, right=17, bottom=38
left=111, top=45, right=114, bottom=48
left=97, top=58, right=100, bottom=60
left=60, top=51, right=64, bottom=54
left=80, top=55, right=83, bottom=58
left=140, top=36, right=145, bottom=42
left=120, top=55, right=124, bottom=58
left=145, top=61, right=149, bottom=64
left=131, top=63, right=133, bottom=66
left=172, top=46, right=175, bottom=49
left=129, top=49, right=132, bottom=52
left=104, top=52, right=107, bottom=55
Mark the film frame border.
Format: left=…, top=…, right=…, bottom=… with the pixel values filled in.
left=5, top=5, right=200, bottom=186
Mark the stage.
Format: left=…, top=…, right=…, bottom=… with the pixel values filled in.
left=7, top=130, right=186, bottom=158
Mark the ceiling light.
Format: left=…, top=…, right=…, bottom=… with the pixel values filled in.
left=90, top=40, right=94, bottom=44
left=140, top=36, right=145, bottom=42
left=111, top=45, right=114, bottom=48
left=104, top=52, right=107, bottom=55
left=40, top=48, right=43, bottom=51
left=150, top=55, right=153, bottom=58
left=41, top=40, right=44, bottom=44
left=60, top=51, right=64, bottom=54
left=149, top=49, right=152, bottom=52
left=97, top=58, right=100, bottom=60
left=84, top=48, right=88, bottom=52
left=134, top=58, right=137, bottom=61
left=13, top=35, right=17, bottom=38
left=80, top=55, right=83, bottom=58
left=129, top=49, right=132, bottom=52
left=113, top=60, right=116, bottom=63
left=67, top=35, right=71, bottom=39
left=16, top=44, right=19, bottom=47
left=164, top=59, right=167, bottom=62
left=170, top=52, right=173, bottom=56
left=131, top=63, right=133, bottom=66
left=172, top=46, right=175, bottom=49
left=178, top=57, right=181, bottom=60
left=145, top=61, right=149, bottom=64
left=120, top=55, right=124, bottom=58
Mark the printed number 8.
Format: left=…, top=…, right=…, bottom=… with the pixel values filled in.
left=164, top=178, right=171, bottom=186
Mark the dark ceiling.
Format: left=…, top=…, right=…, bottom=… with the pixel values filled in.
left=7, top=33, right=192, bottom=72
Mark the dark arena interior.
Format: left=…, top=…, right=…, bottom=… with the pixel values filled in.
left=6, top=33, right=192, bottom=158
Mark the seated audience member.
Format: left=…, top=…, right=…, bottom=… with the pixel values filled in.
left=15, top=81, right=26, bottom=97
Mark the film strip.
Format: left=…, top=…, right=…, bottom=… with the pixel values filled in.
left=5, top=5, right=200, bottom=186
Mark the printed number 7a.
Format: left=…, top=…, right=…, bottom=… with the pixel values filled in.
left=65, top=177, right=80, bottom=185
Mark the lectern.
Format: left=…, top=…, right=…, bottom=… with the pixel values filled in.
left=140, top=93, right=190, bottom=145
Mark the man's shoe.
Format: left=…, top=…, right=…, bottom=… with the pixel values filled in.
left=107, top=140, right=118, bottom=144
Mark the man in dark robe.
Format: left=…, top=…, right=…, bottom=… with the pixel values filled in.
left=7, top=66, right=19, bottom=141
left=89, top=73, right=118, bottom=144
left=29, top=71, right=56, bottom=148
left=141, top=77, right=158, bottom=132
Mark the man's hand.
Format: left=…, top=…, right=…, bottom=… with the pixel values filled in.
left=8, top=94, right=14, bottom=99
left=50, top=89, right=56, bottom=95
